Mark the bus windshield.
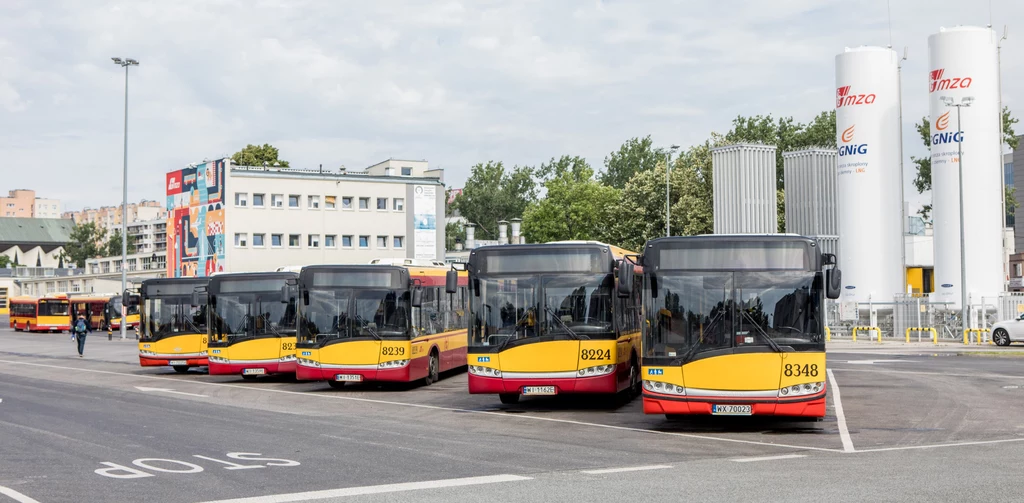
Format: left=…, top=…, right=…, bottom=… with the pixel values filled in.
left=211, top=290, right=297, bottom=342
left=39, top=300, right=70, bottom=317
left=643, top=271, right=822, bottom=360
left=469, top=273, right=615, bottom=348
left=143, top=296, right=206, bottom=341
left=298, top=288, right=410, bottom=345
left=110, top=296, right=140, bottom=318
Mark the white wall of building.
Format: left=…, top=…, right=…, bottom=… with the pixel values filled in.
left=33, top=199, right=61, bottom=219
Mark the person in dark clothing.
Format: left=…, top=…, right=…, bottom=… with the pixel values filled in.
left=73, top=314, right=91, bottom=357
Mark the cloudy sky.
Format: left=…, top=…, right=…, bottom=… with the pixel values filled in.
left=2, top=0, right=1021, bottom=213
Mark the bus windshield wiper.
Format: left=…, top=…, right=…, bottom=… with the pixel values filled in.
left=544, top=306, right=585, bottom=340
left=677, top=310, right=726, bottom=365
left=355, top=316, right=382, bottom=341
left=739, top=310, right=784, bottom=353
left=496, top=306, right=536, bottom=351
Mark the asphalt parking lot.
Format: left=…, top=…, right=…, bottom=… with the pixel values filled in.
left=1, top=318, right=1023, bottom=503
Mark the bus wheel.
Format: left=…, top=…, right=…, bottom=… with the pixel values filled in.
left=26, top=323, right=31, bottom=332
left=327, top=381, right=346, bottom=390
left=629, top=356, right=641, bottom=398
left=425, top=350, right=440, bottom=385
left=172, top=365, right=190, bottom=374
left=499, top=393, right=520, bottom=405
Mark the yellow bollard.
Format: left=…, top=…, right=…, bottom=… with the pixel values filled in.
left=825, top=326, right=831, bottom=342
left=905, top=328, right=911, bottom=343
left=963, top=329, right=969, bottom=345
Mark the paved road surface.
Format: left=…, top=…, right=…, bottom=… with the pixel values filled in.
left=1, top=319, right=1023, bottom=502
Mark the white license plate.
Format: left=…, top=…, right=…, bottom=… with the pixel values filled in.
left=169, top=360, right=187, bottom=366
left=243, top=368, right=266, bottom=375
left=334, top=374, right=363, bottom=382
left=712, top=404, right=752, bottom=415
left=522, top=386, right=557, bottom=396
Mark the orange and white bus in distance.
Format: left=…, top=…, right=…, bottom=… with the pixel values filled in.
left=139, top=278, right=211, bottom=373
left=109, top=293, right=141, bottom=330
left=206, top=271, right=299, bottom=378
left=9, top=295, right=71, bottom=332
left=460, top=242, right=643, bottom=405
left=624, top=235, right=842, bottom=419
left=295, top=264, right=469, bottom=388
left=70, top=296, right=111, bottom=331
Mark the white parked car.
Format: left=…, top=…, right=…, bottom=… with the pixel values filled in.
left=990, top=314, right=1024, bottom=346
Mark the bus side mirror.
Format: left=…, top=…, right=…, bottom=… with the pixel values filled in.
left=411, top=287, right=423, bottom=308
left=826, top=269, right=842, bottom=299
left=209, top=294, right=217, bottom=308
left=280, top=286, right=289, bottom=304
left=122, top=291, right=130, bottom=307
left=191, top=291, right=200, bottom=307
left=445, top=270, right=458, bottom=294
left=302, top=290, right=309, bottom=306
left=822, top=253, right=837, bottom=266
left=617, top=262, right=634, bottom=298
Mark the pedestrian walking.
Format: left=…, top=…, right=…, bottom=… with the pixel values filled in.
left=72, top=314, right=90, bottom=357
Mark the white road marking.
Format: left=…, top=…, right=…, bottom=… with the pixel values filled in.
left=581, top=465, right=672, bottom=474
left=855, top=437, right=1024, bottom=453
left=842, top=360, right=915, bottom=365
left=827, top=369, right=855, bottom=453
left=731, top=454, right=807, bottom=463
left=134, top=386, right=209, bottom=398
left=195, top=474, right=532, bottom=503
left=0, top=358, right=844, bottom=453
left=0, top=485, right=42, bottom=503
left=831, top=368, right=1024, bottom=379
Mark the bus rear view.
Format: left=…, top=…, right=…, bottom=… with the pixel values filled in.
left=628, top=235, right=841, bottom=419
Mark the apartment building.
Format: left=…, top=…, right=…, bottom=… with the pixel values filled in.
left=63, top=200, right=165, bottom=235
left=166, top=158, right=445, bottom=277
left=127, top=218, right=168, bottom=255
left=1, top=189, right=61, bottom=218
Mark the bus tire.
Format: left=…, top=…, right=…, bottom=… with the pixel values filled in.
left=172, top=365, right=190, bottom=374
left=26, top=323, right=31, bottom=332
left=628, top=354, right=641, bottom=398
left=425, top=349, right=440, bottom=385
left=499, top=393, right=520, bottom=405
left=327, top=380, right=346, bottom=390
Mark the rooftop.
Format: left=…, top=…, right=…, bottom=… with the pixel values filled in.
left=0, top=218, right=74, bottom=247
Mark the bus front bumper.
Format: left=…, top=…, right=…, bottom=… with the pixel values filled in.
left=468, top=372, right=618, bottom=395
left=139, top=354, right=208, bottom=367
left=208, top=358, right=296, bottom=376
left=34, top=324, right=70, bottom=332
left=641, top=390, right=826, bottom=418
left=295, top=361, right=411, bottom=383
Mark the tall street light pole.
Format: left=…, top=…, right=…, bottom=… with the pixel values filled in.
left=112, top=57, right=139, bottom=341
left=942, top=96, right=973, bottom=333
left=665, top=144, right=680, bottom=237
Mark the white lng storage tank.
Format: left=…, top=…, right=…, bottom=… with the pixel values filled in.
left=834, top=46, right=903, bottom=303
left=929, top=26, right=1004, bottom=308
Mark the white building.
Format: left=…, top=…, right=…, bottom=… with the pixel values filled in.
left=165, top=158, right=446, bottom=277
left=127, top=218, right=168, bottom=255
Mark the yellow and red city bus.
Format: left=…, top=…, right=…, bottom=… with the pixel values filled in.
left=138, top=277, right=210, bottom=373
left=459, top=242, right=643, bottom=405
left=621, top=235, right=841, bottom=419
left=206, top=271, right=299, bottom=379
left=109, top=292, right=141, bottom=330
left=9, top=294, right=71, bottom=332
left=296, top=264, right=469, bottom=388
left=70, top=295, right=112, bottom=331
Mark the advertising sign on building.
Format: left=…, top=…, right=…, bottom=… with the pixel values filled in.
left=413, top=185, right=437, bottom=260
left=166, top=159, right=226, bottom=277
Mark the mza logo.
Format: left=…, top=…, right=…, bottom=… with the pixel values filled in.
left=929, top=69, right=972, bottom=93
left=476, top=356, right=491, bottom=363
left=838, top=125, right=868, bottom=156
left=647, top=368, right=664, bottom=376
left=932, top=111, right=964, bottom=145
left=836, top=86, right=876, bottom=108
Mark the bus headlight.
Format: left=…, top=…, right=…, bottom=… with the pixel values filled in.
left=779, top=381, right=824, bottom=397
left=139, top=350, right=155, bottom=356
left=199, top=351, right=208, bottom=357
left=642, top=380, right=685, bottom=395
left=578, top=365, right=615, bottom=377
left=379, top=359, right=410, bottom=369
left=468, top=365, right=501, bottom=378
left=297, top=358, right=321, bottom=368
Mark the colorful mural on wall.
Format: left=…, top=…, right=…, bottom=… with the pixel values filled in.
left=166, top=159, right=226, bottom=277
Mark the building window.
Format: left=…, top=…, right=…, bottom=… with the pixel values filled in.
left=377, top=198, right=387, bottom=210
left=71, top=282, right=81, bottom=293
left=46, top=282, right=55, bottom=294
left=342, top=197, right=352, bottom=209
left=58, top=280, right=68, bottom=292
left=359, top=197, right=370, bottom=210
left=308, top=195, right=320, bottom=209
left=253, top=233, right=265, bottom=247
left=308, top=234, right=320, bottom=248
left=253, top=193, right=265, bottom=207
left=401, top=167, right=412, bottom=176
left=1016, top=263, right=1023, bottom=277
left=376, top=236, right=388, bottom=248
left=234, top=233, right=248, bottom=247
left=394, top=198, right=404, bottom=211
left=289, top=195, right=300, bottom=208
left=325, top=235, right=337, bottom=248
left=394, top=236, right=405, bottom=249
left=272, top=234, right=283, bottom=248
left=289, top=234, right=300, bottom=248
left=325, top=196, right=337, bottom=209
left=235, top=193, right=247, bottom=207
left=359, top=235, right=370, bottom=248
left=128, top=259, right=137, bottom=272
left=342, top=235, right=353, bottom=248
left=272, top=194, right=284, bottom=208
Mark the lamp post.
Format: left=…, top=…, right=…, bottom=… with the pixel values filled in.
left=941, top=96, right=973, bottom=332
left=112, top=57, right=139, bottom=341
left=665, top=144, right=680, bottom=236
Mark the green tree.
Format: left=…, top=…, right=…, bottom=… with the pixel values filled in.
left=105, top=229, right=137, bottom=257
left=522, top=156, right=620, bottom=243
left=64, top=222, right=105, bottom=268
left=231, top=143, right=290, bottom=168
left=452, top=161, right=537, bottom=241
left=0, top=255, right=10, bottom=268
left=600, top=136, right=665, bottom=190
